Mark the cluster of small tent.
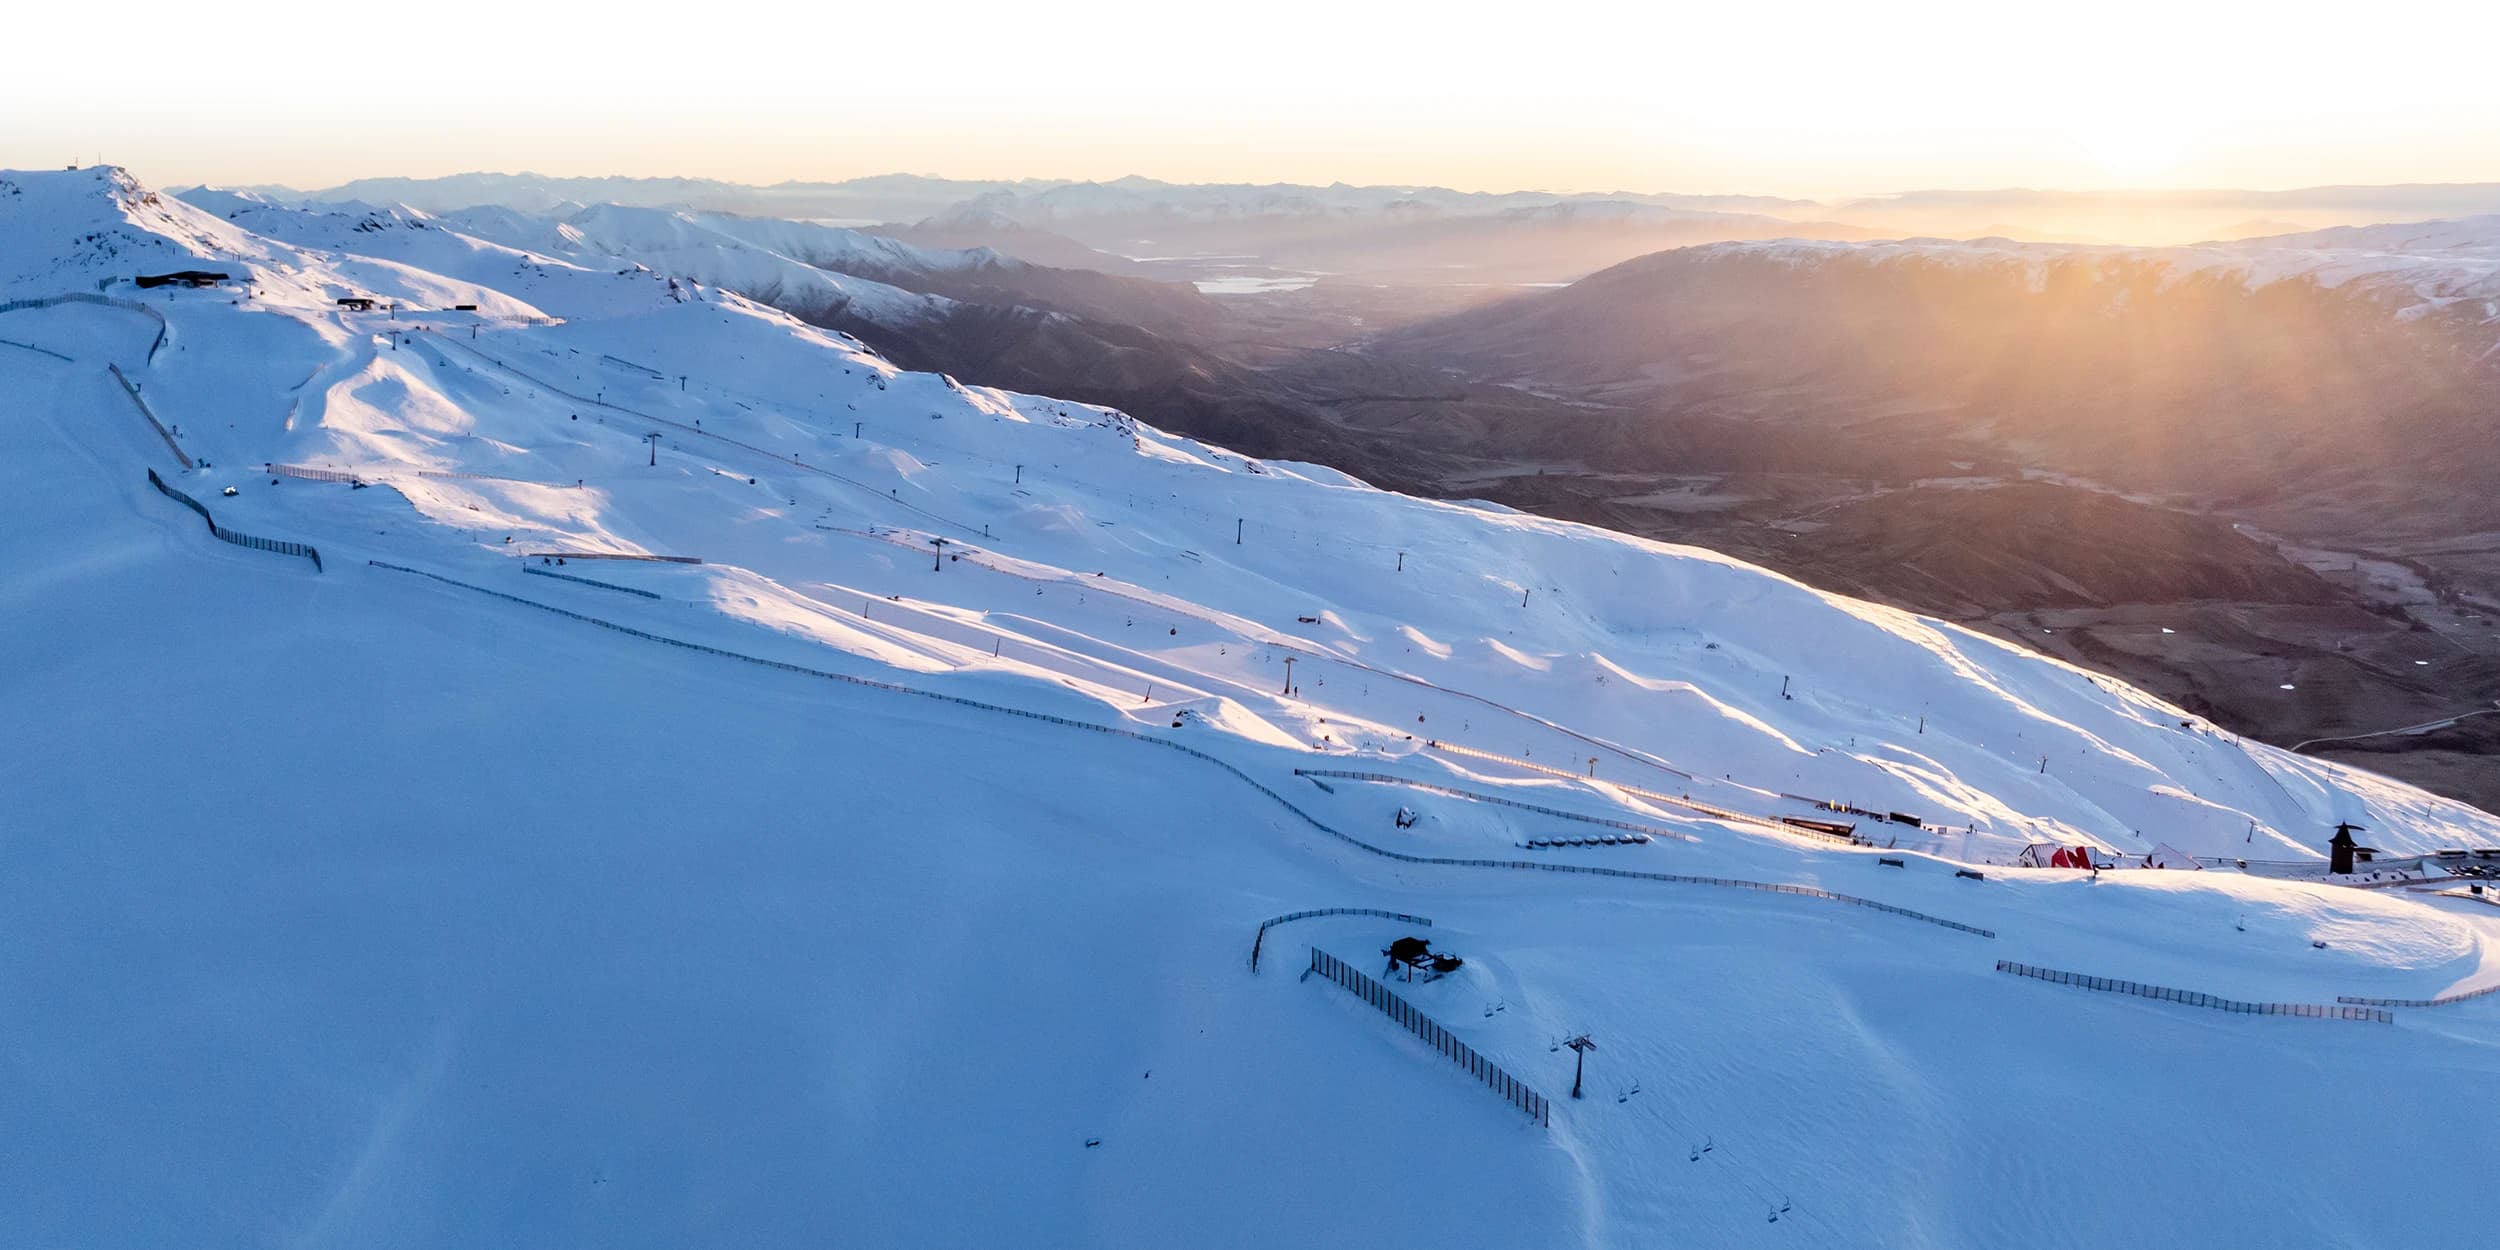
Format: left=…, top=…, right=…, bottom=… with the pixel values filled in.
left=2015, top=842, right=2204, bottom=870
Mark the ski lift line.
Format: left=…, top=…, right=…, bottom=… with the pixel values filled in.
left=1625, top=1091, right=1818, bottom=1237
left=1292, top=769, right=1699, bottom=842
left=874, top=433, right=1431, bottom=564
left=826, top=524, right=1889, bottom=848
left=425, top=331, right=988, bottom=538
left=590, top=360, right=1460, bottom=572
left=362, top=560, right=1994, bottom=939
left=266, top=461, right=587, bottom=492
left=840, top=592, right=1222, bottom=708
left=825, top=514, right=2093, bottom=866
left=2288, top=707, right=2500, bottom=753
left=1614, top=1050, right=1844, bottom=1241
left=427, top=339, right=2192, bottom=865
left=414, top=467, right=588, bottom=490
left=520, top=551, right=702, bottom=564
left=1421, top=741, right=1798, bottom=837
left=830, top=525, right=1738, bottom=809
left=2226, top=736, right=2315, bottom=815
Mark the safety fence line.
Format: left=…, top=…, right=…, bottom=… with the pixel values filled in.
left=2338, top=980, right=2500, bottom=1009
left=522, top=565, right=662, bottom=599
left=1996, top=960, right=2391, bottom=1023
left=148, top=469, right=322, bottom=572
left=0, top=336, right=74, bottom=362
left=1294, top=769, right=1699, bottom=843
left=521, top=551, right=703, bottom=564
left=1251, top=908, right=1432, bottom=973
left=266, top=462, right=363, bottom=484
left=0, top=292, right=168, bottom=362
left=108, top=363, right=192, bottom=469
left=1308, top=947, right=1548, bottom=1128
left=424, top=332, right=989, bottom=538
left=363, top=561, right=1995, bottom=938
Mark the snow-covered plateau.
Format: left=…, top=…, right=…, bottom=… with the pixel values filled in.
left=5, top=167, right=2496, bottom=1248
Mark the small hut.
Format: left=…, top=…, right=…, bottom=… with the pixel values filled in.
left=2141, top=843, right=2203, bottom=870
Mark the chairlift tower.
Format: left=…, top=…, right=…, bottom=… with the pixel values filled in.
left=1564, top=1034, right=1596, bottom=1099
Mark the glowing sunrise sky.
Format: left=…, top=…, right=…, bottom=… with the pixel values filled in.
left=13, top=0, right=2499, bottom=197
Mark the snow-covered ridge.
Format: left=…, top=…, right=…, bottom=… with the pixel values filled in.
left=168, top=189, right=1033, bottom=332
left=924, top=178, right=1822, bottom=228
left=1673, top=218, right=2500, bottom=315
left=11, top=165, right=2493, bottom=867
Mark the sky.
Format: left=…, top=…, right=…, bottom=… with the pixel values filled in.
left=12, top=0, right=2500, bottom=197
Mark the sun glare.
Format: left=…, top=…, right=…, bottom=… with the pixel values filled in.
left=2067, top=112, right=2194, bottom=183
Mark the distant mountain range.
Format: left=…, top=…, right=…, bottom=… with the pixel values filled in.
left=1380, top=221, right=2500, bottom=525
left=232, top=171, right=2500, bottom=241
left=1831, top=184, right=2500, bottom=244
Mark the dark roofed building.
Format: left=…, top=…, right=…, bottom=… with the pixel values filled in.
left=1383, top=935, right=1432, bottom=977
left=2329, top=822, right=2368, bottom=875
left=135, top=270, right=230, bottom=289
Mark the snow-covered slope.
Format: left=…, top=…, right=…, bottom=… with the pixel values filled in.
left=8, top=168, right=2497, bottom=1248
